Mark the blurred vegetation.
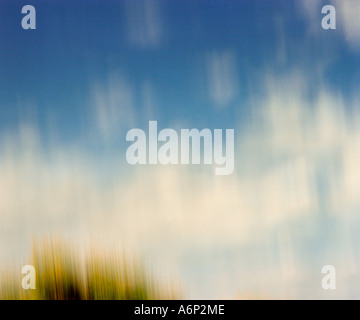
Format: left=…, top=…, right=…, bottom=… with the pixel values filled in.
left=0, top=236, right=181, bottom=300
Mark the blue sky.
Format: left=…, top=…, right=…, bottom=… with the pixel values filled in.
left=1, top=0, right=360, bottom=299
left=1, top=0, right=359, bottom=143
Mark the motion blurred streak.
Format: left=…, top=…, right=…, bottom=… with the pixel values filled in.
left=0, top=236, right=181, bottom=300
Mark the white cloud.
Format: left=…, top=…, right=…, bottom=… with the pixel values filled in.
left=1, top=71, right=360, bottom=298
left=125, top=0, right=163, bottom=48
left=92, top=74, right=136, bottom=140
left=333, top=0, right=360, bottom=50
left=299, top=0, right=323, bottom=35
left=206, top=50, right=238, bottom=108
left=300, top=0, right=360, bottom=51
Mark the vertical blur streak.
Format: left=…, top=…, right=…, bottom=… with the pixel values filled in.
left=0, top=0, right=360, bottom=300
left=0, top=236, right=181, bottom=300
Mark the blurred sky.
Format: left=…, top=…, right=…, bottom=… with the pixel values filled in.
left=1, top=0, right=359, bottom=140
left=1, top=0, right=360, bottom=299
